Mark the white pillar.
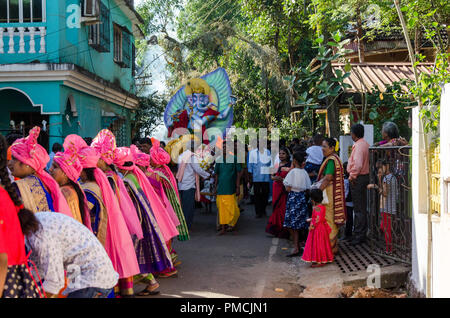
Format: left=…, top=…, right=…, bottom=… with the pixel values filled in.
left=18, top=27, right=25, bottom=53
left=0, top=28, right=4, bottom=54
left=29, top=27, right=36, bottom=54
left=39, top=27, right=46, bottom=53
left=7, top=27, right=15, bottom=54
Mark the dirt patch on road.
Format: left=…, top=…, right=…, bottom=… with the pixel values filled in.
left=341, top=286, right=408, bottom=298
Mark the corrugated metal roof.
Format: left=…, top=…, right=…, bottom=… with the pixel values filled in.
left=332, top=62, right=434, bottom=93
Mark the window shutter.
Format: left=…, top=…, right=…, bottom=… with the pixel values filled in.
left=113, top=24, right=122, bottom=62
left=100, top=2, right=110, bottom=52
left=132, top=44, right=136, bottom=75
left=122, top=30, right=131, bottom=68
left=88, top=2, right=110, bottom=52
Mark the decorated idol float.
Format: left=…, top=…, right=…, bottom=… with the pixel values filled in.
left=164, top=68, right=235, bottom=145
left=164, top=68, right=236, bottom=171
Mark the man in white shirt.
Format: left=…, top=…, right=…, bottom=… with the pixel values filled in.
left=26, top=212, right=119, bottom=298
left=304, top=134, right=324, bottom=182
left=248, top=139, right=272, bottom=218
left=177, top=140, right=210, bottom=229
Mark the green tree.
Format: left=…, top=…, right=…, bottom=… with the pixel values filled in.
left=132, top=93, right=168, bottom=137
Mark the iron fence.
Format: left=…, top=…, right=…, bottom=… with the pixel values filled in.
left=367, top=146, right=412, bottom=264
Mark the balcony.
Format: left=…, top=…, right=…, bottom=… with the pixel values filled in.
left=0, top=25, right=46, bottom=55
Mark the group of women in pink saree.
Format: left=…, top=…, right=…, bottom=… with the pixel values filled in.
left=7, top=127, right=190, bottom=297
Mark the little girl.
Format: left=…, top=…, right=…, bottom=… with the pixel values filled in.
left=283, top=151, right=311, bottom=257
left=302, top=188, right=334, bottom=267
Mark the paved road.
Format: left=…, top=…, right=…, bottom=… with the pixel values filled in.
left=135, top=201, right=303, bottom=298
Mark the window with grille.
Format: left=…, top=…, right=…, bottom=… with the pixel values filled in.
left=1, top=0, right=45, bottom=23
left=88, top=1, right=110, bottom=52
left=113, top=24, right=132, bottom=68
left=113, top=24, right=123, bottom=64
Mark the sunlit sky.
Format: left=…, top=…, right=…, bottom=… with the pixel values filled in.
left=133, top=0, right=170, bottom=140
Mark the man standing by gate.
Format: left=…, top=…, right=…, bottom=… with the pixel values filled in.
left=347, top=124, right=370, bottom=246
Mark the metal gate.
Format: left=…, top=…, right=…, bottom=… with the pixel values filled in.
left=367, top=146, right=412, bottom=264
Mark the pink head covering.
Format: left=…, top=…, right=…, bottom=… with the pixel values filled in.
left=150, top=138, right=170, bottom=166
left=91, top=129, right=117, bottom=165
left=130, top=144, right=150, bottom=167
left=53, top=151, right=83, bottom=183
left=56, top=135, right=92, bottom=230
left=149, top=138, right=180, bottom=199
left=10, top=127, right=72, bottom=217
left=114, top=147, right=134, bottom=169
left=63, top=134, right=87, bottom=153
left=63, top=134, right=100, bottom=169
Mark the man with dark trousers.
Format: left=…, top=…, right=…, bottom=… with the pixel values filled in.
left=248, top=139, right=272, bottom=218
left=347, top=124, right=370, bottom=246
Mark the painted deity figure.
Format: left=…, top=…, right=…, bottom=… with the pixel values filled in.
left=165, top=68, right=235, bottom=144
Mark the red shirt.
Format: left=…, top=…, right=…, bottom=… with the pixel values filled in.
left=0, top=186, right=27, bottom=265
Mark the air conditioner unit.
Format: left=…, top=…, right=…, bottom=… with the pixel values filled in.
left=83, top=0, right=100, bottom=17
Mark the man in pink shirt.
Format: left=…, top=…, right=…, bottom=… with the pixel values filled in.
left=347, top=124, right=370, bottom=246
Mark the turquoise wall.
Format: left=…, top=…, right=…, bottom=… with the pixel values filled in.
left=0, top=82, right=133, bottom=149
left=0, top=0, right=136, bottom=94
left=58, top=85, right=133, bottom=145
left=0, top=0, right=137, bottom=149
left=60, top=0, right=136, bottom=94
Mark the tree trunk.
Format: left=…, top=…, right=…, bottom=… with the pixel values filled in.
left=265, top=76, right=271, bottom=128
left=414, top=27, right=422, bottom=56
left=323, top=31, right=340, bottom=138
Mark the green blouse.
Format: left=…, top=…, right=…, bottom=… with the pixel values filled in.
left=323, top=159, right=335, bottom=176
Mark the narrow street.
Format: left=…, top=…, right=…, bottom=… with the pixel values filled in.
left=136, top=202, right=305, bottom=298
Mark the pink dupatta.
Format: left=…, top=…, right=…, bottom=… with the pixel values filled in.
left=65, top=135, right=140, bottom=278
left=106, top=171, right=143, bottom=240
left=115, top=147, right=179, bottom=242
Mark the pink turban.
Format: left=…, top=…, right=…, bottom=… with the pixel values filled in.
left=53, top=151, right=83, bottom=183
left=79, top=147, right=101, bottom=169
left=63, top=134, right=100, bottom=169
left=10, top=127, right=72, bottom=217
left=114, top=147, right=134, bottom=169
left=91, top=129, right=117, bottom=165
left=150, top=138, right=170, bottom=166
left=149, top=138, right=180, bottom=200
left=63, top=134, right=88, bottom=153
left=130, top=144, right=150, bottom=167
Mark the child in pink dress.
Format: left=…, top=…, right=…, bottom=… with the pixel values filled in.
left=302, top=188, right=334, bottom=267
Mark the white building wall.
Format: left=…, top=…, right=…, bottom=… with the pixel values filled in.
left=411, top=104, right=430, bottom=295
left=432, top=83, right=450, bottom=297
left=411, top=83, right=450, bottom=297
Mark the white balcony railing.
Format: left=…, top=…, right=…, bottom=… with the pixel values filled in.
left=0, top=26, right=46, bottom=54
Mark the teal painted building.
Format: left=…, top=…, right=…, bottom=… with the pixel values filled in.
left=0, top=0, right=143, bottom=149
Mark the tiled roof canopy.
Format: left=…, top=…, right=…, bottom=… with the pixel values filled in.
left=332, top=62, right=434, bottom=93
